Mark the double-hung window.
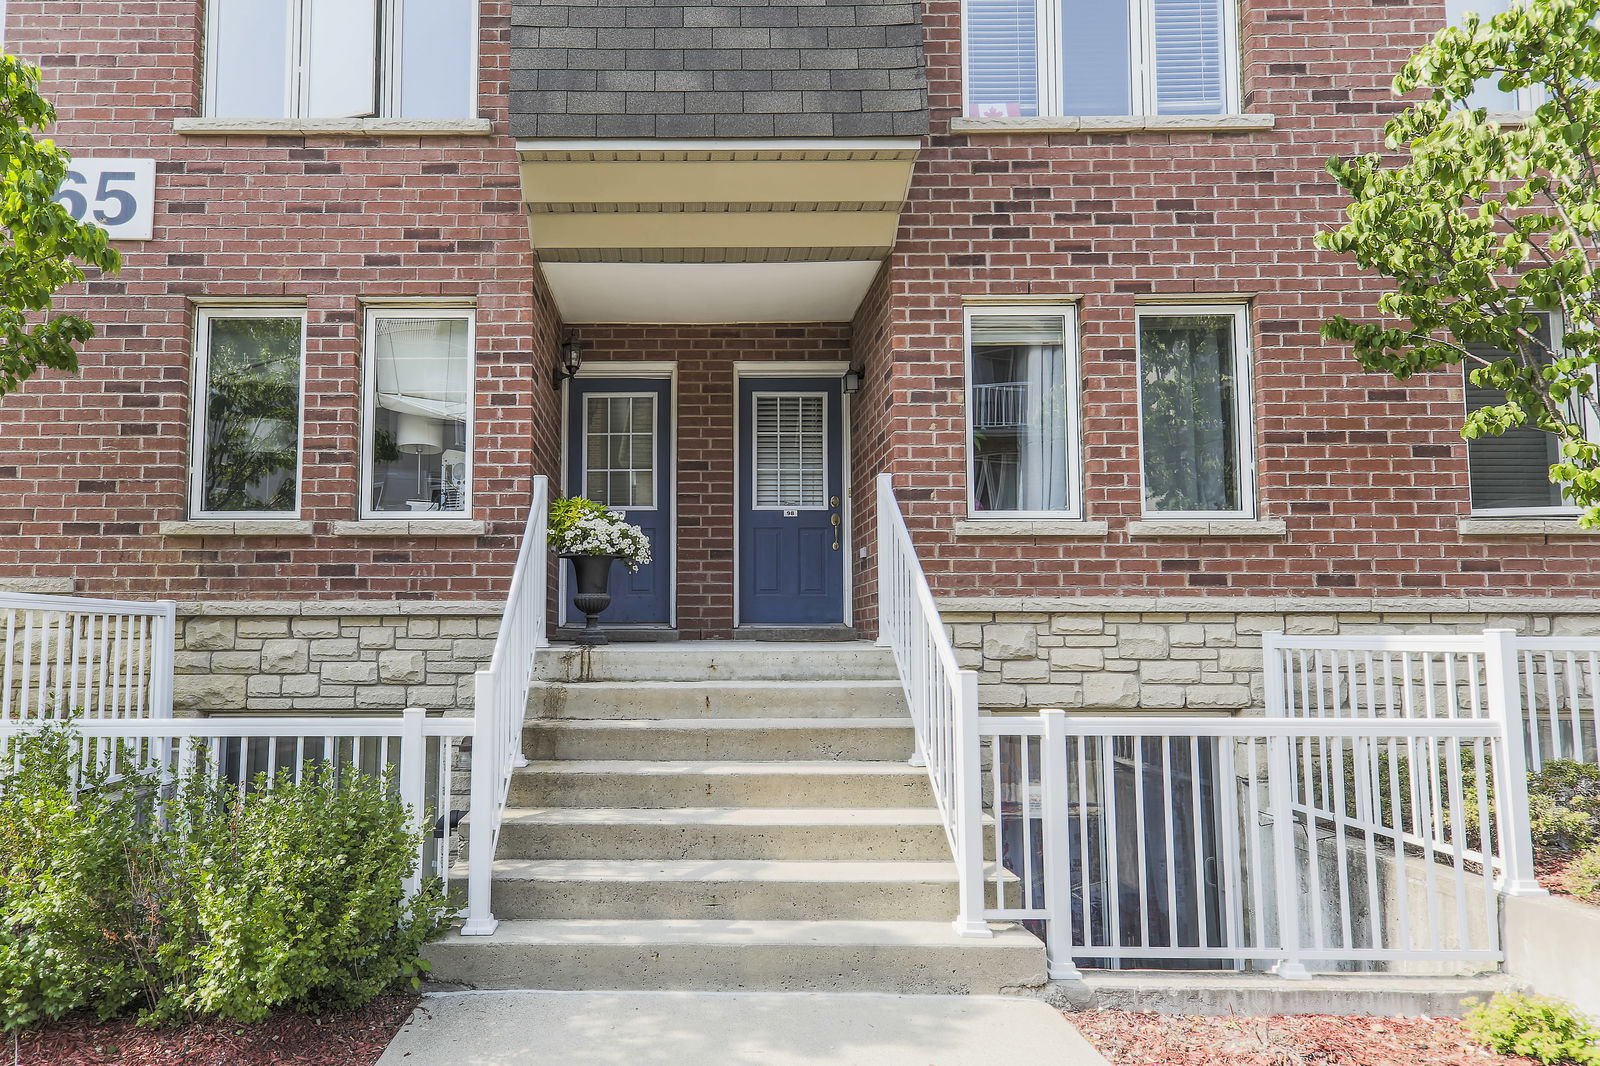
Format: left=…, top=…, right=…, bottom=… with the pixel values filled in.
left=965, top=306, right=1083, bottom=518
left=190, top=308, right=307, bottom=519
left=1463, top=316, right=1590, bottom=514
left=964, top=0, right=1239, bottom=119
left=204, top=0, right=476, bottom=120
left=362, top=308, right=475, bottom=519
left=1136, top=305, right=1254, bottom=517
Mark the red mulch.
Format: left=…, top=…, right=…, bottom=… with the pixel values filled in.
left=1069, top=1011, right=1539, bottom=1066
left=6, top=993, right=418, bottom=1066
left=1536, top=850, right=1600, bottom=904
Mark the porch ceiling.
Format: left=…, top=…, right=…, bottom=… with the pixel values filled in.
left=517, top=139, right=921, bottom=324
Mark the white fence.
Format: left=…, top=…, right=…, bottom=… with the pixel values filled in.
left=1, top=593, right=175, bottom=721
left=463, top=474, right=550, bottom=934
left=875, top=472, right=990, bottom=936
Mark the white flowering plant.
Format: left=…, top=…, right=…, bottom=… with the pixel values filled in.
left=548, top=496, right=652, bottom=572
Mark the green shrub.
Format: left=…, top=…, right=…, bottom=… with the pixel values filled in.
left=547, top=495, right=611, bottom=543
left=1567, top=844, right=1600, bottom=901
left=1528, top=761, right=1600, bottom=854
left=0, top=726, right=453, bottom=1029
left=1465, top=994, right=1600, bottom=1066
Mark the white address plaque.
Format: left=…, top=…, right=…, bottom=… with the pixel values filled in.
left=52, top=158, right=156, bottom=241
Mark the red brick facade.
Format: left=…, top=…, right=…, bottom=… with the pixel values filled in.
left=2, top=0, right=1596, bottom=639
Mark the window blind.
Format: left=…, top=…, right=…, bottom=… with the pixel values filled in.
left=754, top=396, right=826, bottom=509
left=966, top=0, right=1040, bottom=117
left=1152, top=0, right=1228, bottom=115
left=1464, top=325, right=1568, bottom=510
left=1060, top=0, right=1133, bottom=116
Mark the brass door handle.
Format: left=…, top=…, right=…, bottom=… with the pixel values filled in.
left=830, top=512, right=840, bottom=550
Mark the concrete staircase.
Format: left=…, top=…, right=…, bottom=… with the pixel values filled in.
left=426, top=641, right=1046, bottom=993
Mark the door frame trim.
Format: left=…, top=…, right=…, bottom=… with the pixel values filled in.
left=731, top=365, right=853, bottom=629
left=559, top=363, right=679, bottom=629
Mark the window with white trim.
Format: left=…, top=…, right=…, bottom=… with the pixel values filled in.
left=1463, top=316, right=1588, bottom=514
left=362, top=308, right=474, bottom=519
left=1136, top=305, right=1254, bottom=517
left=964, top=0, right=1239, bottom=119
left=190, top=308, right=306, bottom=519
left=965, top=306, right=1083, bottom=517
left=204, top=0, right=476, bottom=120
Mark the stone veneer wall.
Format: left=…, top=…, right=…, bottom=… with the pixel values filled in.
left=173, top=602, right=500, bottom=714
left=944, top=597, right=1600, bottom=713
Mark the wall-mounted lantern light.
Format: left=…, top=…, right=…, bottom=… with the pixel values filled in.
left=554, top=333, right=587, bottom=389
left=843, top=367, right=864, bottom=394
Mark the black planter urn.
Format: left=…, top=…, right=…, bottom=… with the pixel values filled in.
left=564, top=554, right=616, bottom=645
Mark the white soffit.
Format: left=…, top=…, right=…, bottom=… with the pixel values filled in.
left=545, top=261, right=883, bottom=324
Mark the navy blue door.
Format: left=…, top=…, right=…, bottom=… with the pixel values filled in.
left=565, top=378, right=672, bottom=626
left=738, top=377, right=845, bottom=626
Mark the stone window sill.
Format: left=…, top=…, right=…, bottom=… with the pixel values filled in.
left=173, top=117, right=493, bottom=137
left=1126, top=518, right=1287, bottom=538
left=952, top=519, right=1109, bottom=538
left=0, top=578, right=75, bottom=594
left=161, top=520, right=314, bottom=537
left=950, top=114, right=1276, bottom=135
left=1458, top=516, right=1600, bottom=536
left=331, top=520, right=486, bottom=537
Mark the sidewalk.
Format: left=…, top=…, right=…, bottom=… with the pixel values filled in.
left=376, top=990, right=1111, bottom=1066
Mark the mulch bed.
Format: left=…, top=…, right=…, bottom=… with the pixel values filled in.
left=6, top=993, right=418, bottom=1066
left=1069, top=1010, right=1539, bottom=1066
left=1536, top=850, right=1600, bottom=905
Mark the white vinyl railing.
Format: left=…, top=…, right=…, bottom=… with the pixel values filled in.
left=875, top=473, right=990, bottom=936
left=0, top=710, right=472, bottom=900
left=462, top=474, right=550, bottom=935
left=1, top=593, right=175, bottom=721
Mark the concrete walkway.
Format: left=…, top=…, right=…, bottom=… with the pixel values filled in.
left=377, top=990, right=1111, bottom=1066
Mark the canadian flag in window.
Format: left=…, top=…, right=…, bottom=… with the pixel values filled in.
left=974, top=102, right=1021, bottom=118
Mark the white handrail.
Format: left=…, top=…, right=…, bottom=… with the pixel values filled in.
left=462, top=474, right=550, bottom=936
left=1, top=592, right=176, bottom=720
left=875, top=473, right=989, bottom=938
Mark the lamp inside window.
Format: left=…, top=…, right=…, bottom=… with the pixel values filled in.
left=369, top=315, right=471, bottom=514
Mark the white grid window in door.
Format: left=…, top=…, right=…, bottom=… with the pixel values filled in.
left=754, top=394, right=826, bottom=509
left=584, top=395, right=656, bottom=508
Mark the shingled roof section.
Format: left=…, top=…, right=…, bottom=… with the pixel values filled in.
left=509, top=1, right=930, bottom=139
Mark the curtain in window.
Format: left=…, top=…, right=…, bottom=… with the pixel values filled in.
left=966, top=0, right=1040, bottom=117
left=1464, top=321, right=1568, bottom=510
left=1060, top=0, right=1133, bottom=116
left=1139, top=315, right=1241, bottom=512
left=1152, top=0, right=1228, bottom=115
left=970, top=316, right=1071, bottom=512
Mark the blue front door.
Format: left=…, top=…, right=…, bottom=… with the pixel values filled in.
left=737, top=377, right=845, bottom=626
left=564, top=378, right=672, bottom=626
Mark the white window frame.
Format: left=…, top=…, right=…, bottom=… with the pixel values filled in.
left=359, top=306, right=477, bottom=522
left=1465, top=314, right=1594, bottom=517
left=202, top=0, right=479, bottom=120
left=963, top=303, right=1085, bottom=520
left=189, top=306, right=308, bottom=521
left=1134, top=302, right=1256, bottom=520
left=961, top=0, right=1243, bottom=119
left=749, top=391, right=832, bottom=512
left=581, top=392, right=661, bottom=512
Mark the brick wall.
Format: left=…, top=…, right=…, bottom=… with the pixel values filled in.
left=871, top=0, right=1600, bottom=605
left=568, top=324, right=853, bottom=638
left=0, top=1, right=561, bottom=603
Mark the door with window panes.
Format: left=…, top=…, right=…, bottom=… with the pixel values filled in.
left=564, top=378, right=673, bottom=626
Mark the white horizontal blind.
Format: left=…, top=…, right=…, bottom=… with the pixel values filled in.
left=965, top=0, right=1040, bottom=117
left=754, top=395, right=826, bottom=509
left=1151, top=0, right=1228, bottom=115
left=1463, top=318, right=1566, bottom=511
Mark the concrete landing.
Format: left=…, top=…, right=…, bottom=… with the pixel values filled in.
left=377, top=990, right=1110, bottom=1066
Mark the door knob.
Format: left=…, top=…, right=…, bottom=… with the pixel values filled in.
left=830, top=512, right=840, bottom=551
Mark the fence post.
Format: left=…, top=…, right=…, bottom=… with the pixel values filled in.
left=461, top=671, right=500, bottom=935
left=1267, top=731, right=1312, bottom=979
left=1262, top=633, right=1286, bottom=717
left=1485, top=628, right=1547, bottom=897
left=1039, top=708, right=1082, bottom=981
left=952, top=669, right=993, bottom=938
left=398, top=706, right=428, bottom=900
left=149, top=601, right=176, bottom=720
left=875, top=473, right=892, bottom=649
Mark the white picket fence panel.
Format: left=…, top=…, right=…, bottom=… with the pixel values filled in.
left=1, top=593, right=175, bottom=721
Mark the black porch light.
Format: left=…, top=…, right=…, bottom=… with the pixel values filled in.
left=842, top=367, right=864, bottom=394
left=554, top=333, right=587, bottom=389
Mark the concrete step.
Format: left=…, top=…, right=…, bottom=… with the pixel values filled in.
left=425, top=919, right=1048, bottom=994
left=530, top=679, right=907, bottom=720
left=534, top=642, right=898, bottom=684
left=478, top=858, right=962, bottom=921
left=508, top=760, right=933, bottom=809
left=1084, top=970, right=1524, bottom=1018
left=487, top=806, right=955, bottom=861
left=522, top=718, right=915, bottom=762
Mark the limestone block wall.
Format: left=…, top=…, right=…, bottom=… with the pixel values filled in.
left=943, top=597, right=1600, bottom=713
left=173, top=602, right=500, bottom=714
